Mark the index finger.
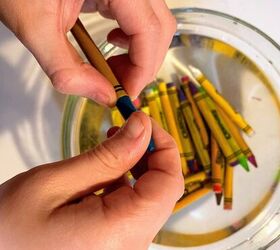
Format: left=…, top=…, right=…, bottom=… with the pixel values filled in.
left=105, top=0, right=162, bottom=97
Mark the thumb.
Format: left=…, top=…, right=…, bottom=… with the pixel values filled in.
left=41, top=112, right=151, bottom=207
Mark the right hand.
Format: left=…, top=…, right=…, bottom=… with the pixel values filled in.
left=0, top=0, right=176, bottom=105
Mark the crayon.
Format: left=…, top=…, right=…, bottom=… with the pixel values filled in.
left=174, top=184, right=212, bottom=213
left=152, top=87, right=169, bottom=131
left=211, top=135, right=224, bottom=205
left=71, top=18, right=155, bottom=153
left=178, top=88, right=211, bottom=174
left=188, top=65, right=254, bottom=136
left=184, top=171, right=208, bottom=186
left=224, top=162, right=234, bottom=210
left=181, top=76, right=209, bottom=149
left=203, top=90, right=250, bottom=172
left=145, top=88, right=167, bottom=130
left=140, top=106, right=150, bottom=116
left=188, top=82, right=239, bottom=167
left=158, top=81, right=188, bottom=175
left=167, top=82, right=196, bottom=173
left=111, top=107, right=125, bottom=127
left=217, top=106, right=257, bottom=168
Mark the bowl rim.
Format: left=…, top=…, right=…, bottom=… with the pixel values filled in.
left=171, top=7, right=280, bottom=52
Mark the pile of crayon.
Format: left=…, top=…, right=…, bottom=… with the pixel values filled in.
left=111, top=65, right=257, bottom=213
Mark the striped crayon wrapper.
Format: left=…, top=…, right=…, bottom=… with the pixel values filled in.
left=152, top=87, right=169, bottom=131
left=174, top=184, right=212, bottom=213
left=224, top=161, right=234, bottom=210
left=188, top=82, right=239, bottom=167
left=145, top=88, right=165, bottom=128
left=181, top=76, right=209, bottom=149
left=158, top=81, right=188, bottom=175
left=167, top=82, right=195, bottom=173
left=184, top=171, right=208, bottom=186
left=204, top=95, right=250, bottom=172
left=195, top=73, right=254, bottom=136
left=217, top=106, right=257, bottom=168
left=211, top=135, right=224, bottom=194
left=179, top=88, right=211, bottom=174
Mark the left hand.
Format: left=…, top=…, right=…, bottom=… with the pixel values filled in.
left=0, top=112, right=183, bottom=250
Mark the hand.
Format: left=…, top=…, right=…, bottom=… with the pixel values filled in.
left=0, top=112, right=184, bottom=250
left=0, top=0, right=176, bottom=105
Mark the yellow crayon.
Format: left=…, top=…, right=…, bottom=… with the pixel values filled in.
left=184, top=171, right=208, bottom=186
left=152, top=87, right=169, bottom=131
left=174, top=184, right=212, bottom=213
left=217, top=106, right=258, bottom=167
left=204, top=91, right=250, bottom=172
left=189, top=83, right=238, bottom=167
left=71, top=19, right=127, bottom=99
left=145, top=89, right=167, bottom=129
left=185, top=181, right=204, bottom=194
left=158, top=81, right=188, bottom=175
left=111, top=107, right=125, bottom=127
left=211, top=135, right=224, bottom=195
left=181, top=76, right=209, bottom=148
left=179, top=89, right=211, bottom=174
left=167, top=83, right=195, bottom=172
left=212, top=40, right=236, bottom=58
left=189, top=66, right=254, bottom=136
left=224, top=162, right=234, bottom=210
left=140, top=106, right=150, bottom=116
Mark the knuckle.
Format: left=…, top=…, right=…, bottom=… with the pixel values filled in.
left=87, top=143, right=123, bottom=175
left=50, top=70, right=70, bottom=93
left=147, top=13, right=161, bottom=32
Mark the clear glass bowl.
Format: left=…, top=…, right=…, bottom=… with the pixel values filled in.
left=62, top=8, right=280, bottom=249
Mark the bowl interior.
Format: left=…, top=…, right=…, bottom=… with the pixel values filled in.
left=62, top=9, right=280, bottom=249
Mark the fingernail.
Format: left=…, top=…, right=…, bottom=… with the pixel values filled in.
left=123, top=113, right=144, bottom=138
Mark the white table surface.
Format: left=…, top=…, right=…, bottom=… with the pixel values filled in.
left=0, top=0, right=279, bottom=249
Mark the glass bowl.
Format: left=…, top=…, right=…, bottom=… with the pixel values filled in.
left=62, top=8, right=280, bottom=249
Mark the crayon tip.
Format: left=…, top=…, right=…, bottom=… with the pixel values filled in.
left=181, top=76, right=190, bottom=84
left=213, top=184, right=222, bottom=193
left=215, top=192, right=223, bottom=206
left=167, top=82, right=176, bottom=88
left=229, top=160, right=239, bottom=167
left=247, top=129, right=256, bottom=137
left=248, top=155, right=258, bottom=168
left=178, top=88, right=187, bottom=102
left=188, top=65, right=202, bottom=77
left=187, top=160, right=196, bottom=173
left=239, top=157, right=250, bottom=172
left=188, top=81, right=199, bottom=95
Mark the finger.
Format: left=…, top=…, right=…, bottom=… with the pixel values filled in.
left=134, top=119, right=184, bottom=202
left=41, top=112, right=151, bottom=207
left=149, top=0, right=177, bottom=73
left=102, top=120, right=184, bottom=236
left=16, top=9, right=116, bottom=106
left=96, top=0, right=162, bottom=98
left=41, top=36, right=116, bottom=105
left=107, top=28, right=129, bottom=49
left=81, top=0, right=97, bottom=13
